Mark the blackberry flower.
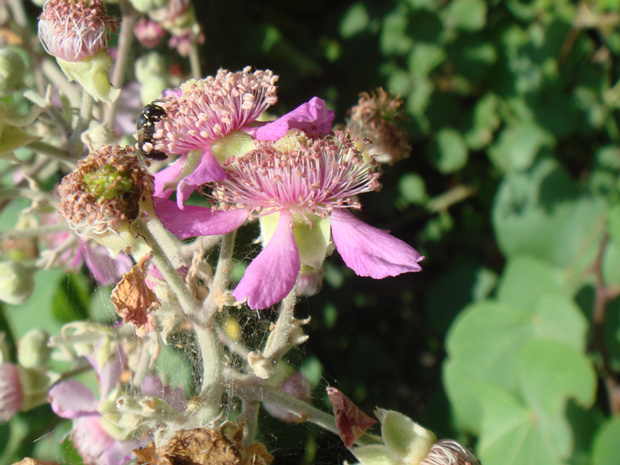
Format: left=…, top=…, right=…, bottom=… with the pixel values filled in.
left=155, top=131, right=422, bottom=309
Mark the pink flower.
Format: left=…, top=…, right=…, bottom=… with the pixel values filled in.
left=155, top=130, right=423, bottom=310
left=152, top=67, right=279, bottom=206
left=38, top=0, right=118, bottom=62
left=0, top=363, right=23, bottom=423
left=48, top=352, right=185, bottom=465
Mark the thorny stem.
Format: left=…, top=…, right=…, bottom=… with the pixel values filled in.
left=134, top=217, right=199, bottom=316
left=191, top=232, right=238, bottom=424
left=193, top=320, right=223, bottom=425
left=201, top=231, right=236, bottom=323
left=262, top=287, right=297, bottom=362
left=104, top=0, right=138, bottom=127
left=238, top=399, right=260, bottom=447
left=591, top=232, right=620, bottom=414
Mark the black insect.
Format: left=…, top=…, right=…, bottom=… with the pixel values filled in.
left=136, top=103, right=168, bottom=160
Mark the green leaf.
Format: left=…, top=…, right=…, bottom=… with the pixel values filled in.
left=476, top=382, right=566, bottom=465
left=496, top=257, right=563, bottom=314
left=398, top=173, right=428, bottom=205
left=429, top=128, right=468, bottom=173
left=340, top=3, right=369, bottom=39
left=444, top=273, right=588, bottom=432
left=592, top=417, right=620, bottom=465
left=407, top=43, right=445, bottom=77
left=487, top=121, right=553, bottom=173
left=52, top=271, right=91, bottom=323
left=492, top=158, right=606, bottom=267
left=517, top=340, right=596, bottom=420
left=380, top=10, right=413, bottom=56
left=444, top=0, right=487, bottom=31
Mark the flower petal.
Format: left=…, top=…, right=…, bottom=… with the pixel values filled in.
left=154, top=197, right=248, bottom=239
left=48, top=380, right=98, bottom=418
left=81, top=242, right=133, bottom=286
left=233, top=212, right=301, bottom=309
left=175, top=147, right=227, bottom=207
left=99, top=351, right=124, bottom=399
left=248, top=97, right=335, bottom=140
left=153, top=155, right=186, bottom=199
left=331, top=209, right=423, bottom=278
left=140, top=374, right=187, bottom=411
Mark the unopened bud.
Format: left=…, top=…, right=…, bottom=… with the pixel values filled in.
left=0, top=261, right=34, bottom=305
left=18, top=329, right=51, bottom=369
left=38, top=0, right=120, bottom=102
left=38, top=0, right=118, bottom=63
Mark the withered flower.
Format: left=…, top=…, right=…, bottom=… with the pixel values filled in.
left=346, top=88, right=411, bottom=164
left=57, top=145, right=154, bottom=254
left=111, top=255, right=159, bottom=336
left=134, top=423, right=273, bottom=465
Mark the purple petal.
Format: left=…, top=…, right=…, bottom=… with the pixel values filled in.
left=48, top=380, right=98, bottom=419
left=99, top=350, right=125, bottom=399
left=331, top=209, right=423, bottom=278
left=141, top=374, right=186, bottom=411
left=154, top=197, right=248, bottom=239
left=153, top=155, right=186, bottom=199
left=72, top=416, right=114, bottom=464
left=175, top=147, right=227, bottom=208
left=81, top=242, right=133, bottom=286
left=248, top=97, right=335, bottom=140
left=105, top=439, right=139, bottom=465
left=232, top=212, right=301, bottom=309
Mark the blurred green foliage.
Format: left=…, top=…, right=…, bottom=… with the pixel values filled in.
left=5, top=0, right=620, bottom=464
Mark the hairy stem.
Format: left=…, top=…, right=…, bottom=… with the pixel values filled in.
left=105, top=0, right=138, bottom=127
left=262, top=286, right=297, bottom=362
left=201, top=231, right=236, bottom=323
left=134, top=217, right=199, bottom=316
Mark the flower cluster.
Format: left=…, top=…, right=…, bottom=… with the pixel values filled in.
left=152, top=68, right=423, bottom=309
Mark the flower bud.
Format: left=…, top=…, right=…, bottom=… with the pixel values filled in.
left=350, top=409, right=480, bottom=465
left=18, top=329, right=51, bottom=369
left=38, top=0, right=118, bottom=63
left=57, top=145, right=155, bottom=255
left=38, top=0, right=120, bottom=102
left=0, top=47, right=26, bottom=96
left=0, top=261, right=35, bottom=305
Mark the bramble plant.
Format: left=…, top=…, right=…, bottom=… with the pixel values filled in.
left=3, top=1, right=620, bottom=465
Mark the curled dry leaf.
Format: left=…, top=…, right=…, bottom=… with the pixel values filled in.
left=111, top=255, right=159, bottom=336
left=326, top=387, right=377, bottom=448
